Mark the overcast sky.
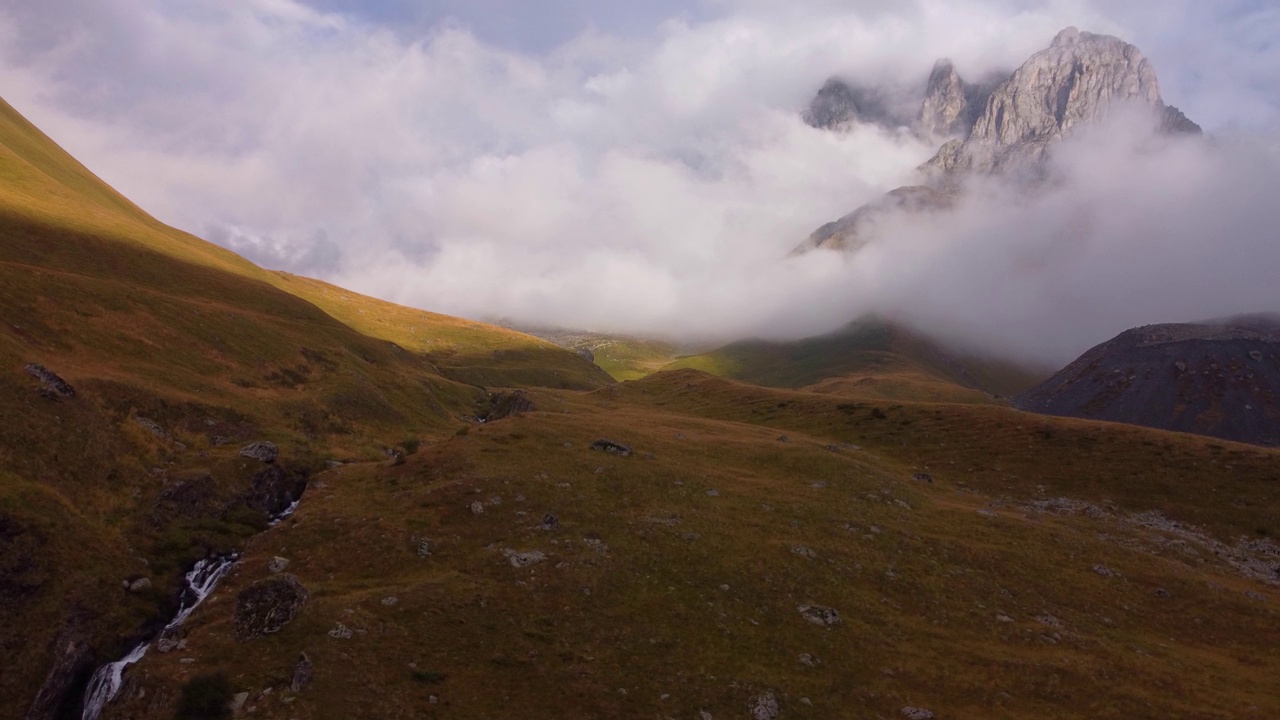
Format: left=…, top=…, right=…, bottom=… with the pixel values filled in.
left=1, top=0, right=1277, bottom=363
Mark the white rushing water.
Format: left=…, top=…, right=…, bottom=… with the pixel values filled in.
left=268, top=498, right=300, bottom=526
left=79, top=489, right=303, bottom=720
left=79, top=553, right=238, bottom=720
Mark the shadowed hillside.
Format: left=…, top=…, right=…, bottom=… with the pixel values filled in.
left=1016, top=323, right=1280, bottom=446
left=664, top=317, right=1046, bottom=403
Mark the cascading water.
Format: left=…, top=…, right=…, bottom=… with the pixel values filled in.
left=79, top=492, right=302, bottom=719
left=79, top=552, right=238, bottom=720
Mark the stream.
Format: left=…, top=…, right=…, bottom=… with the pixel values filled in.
left=79, top=499, right=301, bottom=720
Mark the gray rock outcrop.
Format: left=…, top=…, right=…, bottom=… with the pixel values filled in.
left=589, top=439, right=633, bottom=457
left=923, top=27, right=1196, bottom=177
left=803, top=78, right=908, bottom=131
left=24, top=363, right=75, bottom=399
left=234, top=574, right=309, bottom=641
left=799, top=27, right=1202, bottom=253
left=239, top=441, right=279, bottom=464
left=25, top=631, right=91, bottom=720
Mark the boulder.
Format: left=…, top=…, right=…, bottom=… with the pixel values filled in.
left=749, top=691, right=780, bottom=720
left=267, top=556, right=290, bottom=574
left=798, top=604, right=842, bottom=626
left=239, top=441, right=279, bottom=463
left=590, top=439, right=632, bottom=456
left=24, top=363, right=75, bottom=399
left=234, top=575, right=309, bottom=641
left=244, top=464, right=307, bottom=517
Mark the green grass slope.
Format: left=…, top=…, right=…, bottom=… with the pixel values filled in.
left=107, top=371, right=1279, bottom=720
left=665, top=316, right=1046, bottom=403
left=0, top=96, right=603, bottom=718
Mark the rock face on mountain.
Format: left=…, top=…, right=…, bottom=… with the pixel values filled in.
left=793, top=185, right=955, bottom=253
left=803, top=79, right=909, bottom=132
left=923, top=27, right=1197, bottom=176
left=799, top=27, right=1202, bottom=252
left=917, top=59, right=999, bottom=139
left=1015, top=323, right=1280, bottom=446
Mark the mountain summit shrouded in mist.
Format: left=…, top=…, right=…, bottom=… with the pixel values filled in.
left=796, top=27, right=1203, bottom=255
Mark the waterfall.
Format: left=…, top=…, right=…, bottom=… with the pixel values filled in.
left=79, top=552, right=238, bottom=720
left=78, top=486, right=304, bottom=719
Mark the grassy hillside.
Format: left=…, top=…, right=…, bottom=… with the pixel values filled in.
left=105, top=370, right=1279, bottom=720
left=665, top=317, right=1046, bottom=403
left=510, top=326, right=683, bottom=381
left=0, top=96, right=605, bottom=718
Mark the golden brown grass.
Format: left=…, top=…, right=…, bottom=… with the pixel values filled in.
left=107, top=372, right=1279, bottom=720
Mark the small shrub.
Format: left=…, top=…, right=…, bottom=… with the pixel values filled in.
left=401, top=438, right=421, bottom=455
left=175, top=672, right=232, bottom=719
left=870, top=408, right=888, bottom=420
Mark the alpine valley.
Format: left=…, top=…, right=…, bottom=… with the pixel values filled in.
left=1, top=23, right=1277, bottom=720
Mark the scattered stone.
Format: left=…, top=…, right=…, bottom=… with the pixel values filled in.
left=415, top=538, right=432, bottom=557
left=996, top=614, right=1014, bottom=623
left=239, top=441, right=279, bottom=464
left=1174, top=361, right=1187, bottom=373
left=1249, top=350, right=1264, bottom=362
left=798, top=653, right=817, bottom=667
left=155, top=636, right=179, bottom=654
left=268, top=557, right=290, bottom=574
left=912, top=473, right=933, bottom=483
left=133, top=417, right=170, bottom=440
left=1154, top=588, right=1171, bottom=598
left=705, top=489, right=720, bottom=497
left=179, top=658, right=196, bottom=665
left=1092, top=564, right=1116, bottom=577
left=24, top=363, right=75, bottom=398
left=791, top=545, right=817, bottom=559
left=776, top=435, right=789, bottom=443
left=229, top=692, right=249, bottom=713
left=124, top=576, right=152, bottom=593
left=1035, top=613, right=1061, bottom=627
left=674, top=432, right=687, bottom=440
left=1245, top=590, right=1266, bottom=602
left=798, top=605, right=842, bottom=626
left=234, top=575, right=310, bottom=641
left=470, top=501, right=485, bottom=515
left=563, top=442, right=573, bottom=449
left=504, top=549, right=548, bottom=568
left=381, top=596, right=399, bottom=606
left=811, top=481, right=829, bottom=489
left=750, top=691, right=780, bottom=720
left=291, top=652, right=313, bottom=692
left=700, top=712, right=713, bottom=720
left=584, top=538, right=609, bottom=554
left=540, top=513, right=560, bottom=530
left=429, top=695, right=439, bottom=704
left=327, top=622, right=353, bottom=640
left=590, top=439, right=633, bottom=457
left=324, top=460, right=344, bottom=469
left=902, top=707, right=935, bottom=720
left=488, top=496, right=502, bottom=506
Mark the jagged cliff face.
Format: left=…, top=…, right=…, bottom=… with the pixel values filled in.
left=926, top=27, right=1190, bottom=175
left=799, top=27, right=1203, bottom=253
left=916, top=60, right=1000, bottom=139
left=803, top=78, right=914, bottom=132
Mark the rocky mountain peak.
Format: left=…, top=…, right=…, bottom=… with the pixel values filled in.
left=928, top=27, right=1178, bottom=174
left=918, top=59, right=968, bottom=137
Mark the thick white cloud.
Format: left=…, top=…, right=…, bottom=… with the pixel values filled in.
left=0, top=0, right=1277, bottom=363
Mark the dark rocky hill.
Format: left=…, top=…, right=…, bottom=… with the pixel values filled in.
left=1015, top=323, right=1280, bottom=445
